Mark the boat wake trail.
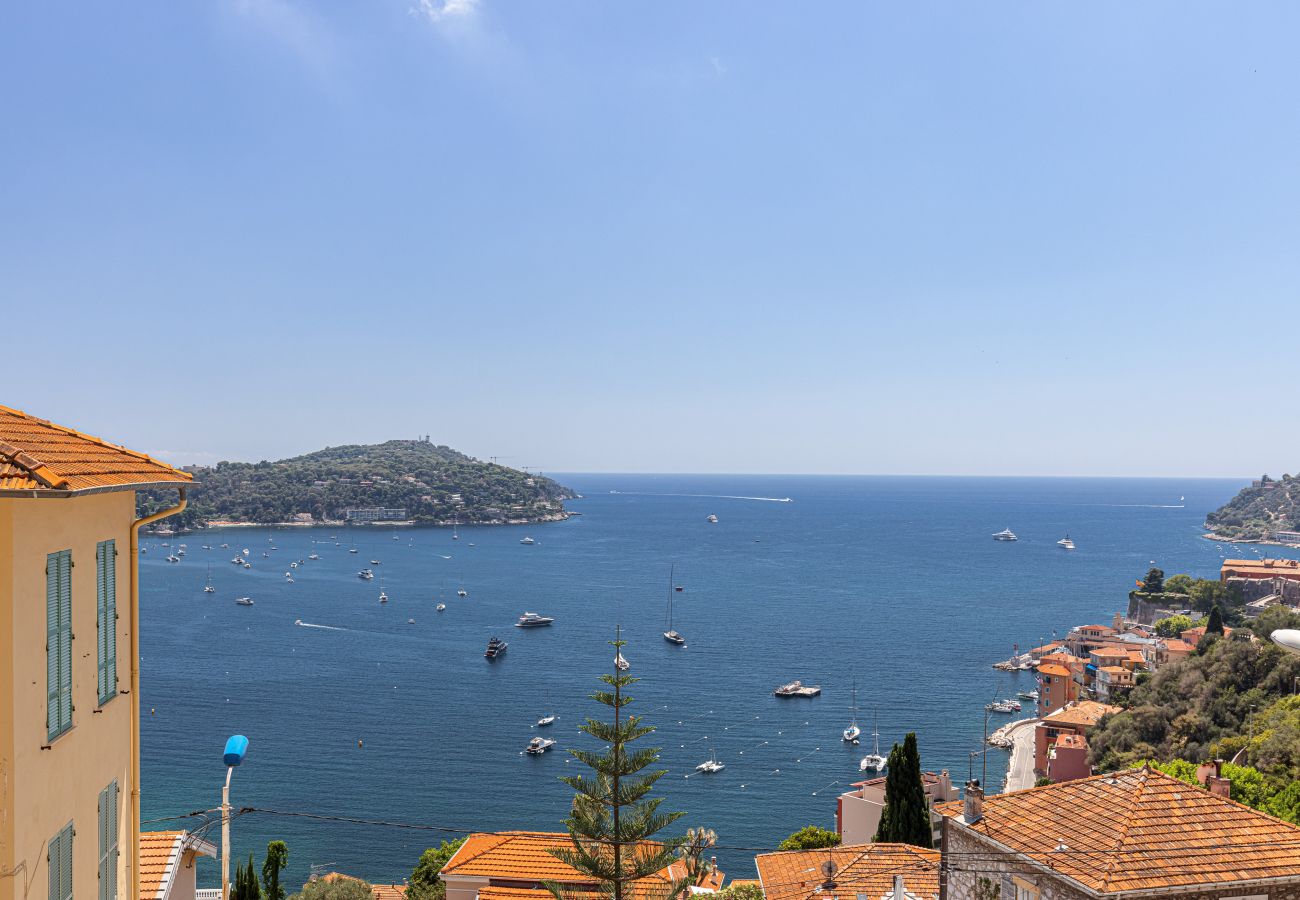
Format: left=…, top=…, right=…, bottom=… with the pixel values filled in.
left=609, top=491, right=793, bottom=503
left=294, top=621, right=346, bottom=631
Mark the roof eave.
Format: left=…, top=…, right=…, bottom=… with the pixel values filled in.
left=0, top=479, right=193, bottom=499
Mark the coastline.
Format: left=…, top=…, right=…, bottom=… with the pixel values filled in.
left=159, top=511, right=574, bottom=532
left=1201, top=531, right=1300, bottom=548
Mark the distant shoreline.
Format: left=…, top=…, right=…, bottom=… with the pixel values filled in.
left=1201, top=531, right=1300, bottom=549
left=155, top=511, right=574, bottom=532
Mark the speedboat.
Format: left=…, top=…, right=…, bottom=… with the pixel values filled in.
left=436, top=603, right=446, bottom=612
left=349, top=547, right=359, bottom=554
left=457, top=588, right=468, bottom=597
left=1017, top=689, right=1039, bottom=701
left=286, top=577, right=295, bottom=584
left=537, top=714, right=557, bottom=727
left=358, top=569, right=374, bottom=580
left=407, top=618, right=416, bottom=625
left=308, top=553, right=319, bottom=560
left=525, top=737, right=556, bottom=755
left=516, top=612, right=554, bottom=628
left=370, top=559, right=381, bottom=565
left=1057, top=536, right=1076, bottom=550
left=707, top=514, right=718, bottom=524
left=992, top=528, right=1018, bottom=541
left=519, top=537, right=535, bottom=545
left=235, top=597, right=254, bottom=606
left=204, top=585, right=215, bottom=593
left=378, top=591, right=388, bottom=603
left=485, top=636, right=508, bottom=659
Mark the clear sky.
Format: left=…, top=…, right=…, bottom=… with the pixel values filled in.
left=4, top=2, right=1297, bottom=476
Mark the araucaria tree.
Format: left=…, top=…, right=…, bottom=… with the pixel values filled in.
left=873, top=732, right=933, bottom=849
left=547, top=636, right=687, bottom=900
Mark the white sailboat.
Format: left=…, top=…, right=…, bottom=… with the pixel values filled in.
left=615, top=651, right=630, bottom=671
left=859, top=713, right=887, bottom=772
left=378, top=575, right=388, bottom=604
left=203, top=564, right=215, bottom=593
left=842, top=676, right=861, bottom=743
left=663, top=564, right=685, bottom=646
left=695, top=746, right=725, bottom=773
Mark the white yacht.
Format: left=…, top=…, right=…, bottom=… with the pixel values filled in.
left=859, top=714, right=887, bottom=772
left=235, top=597, right=254, bottom=606
left=986, top=699, right=1021, bottom=714
left=1057, top=536, right=1076, bottom=550
left=436, top=603, right=446, bottom=612
left=615, top=652, right=630, bottom=671
left=525, top=737, right=556, bottom=755
left=774, top=680, right=821, bottom=698
left=707, top=514, right=718, bottom=524
left=992, top=528, right=1018, bottom=541
left=457, top=587, right=468, bottom=598
left=537, top=713, right=557, bottom=727
left=516, top=612, right=554, bottom=627
left=519, top=536, right=536, bottom=545
left=695, top=750, right=725, bottom=774
left=308, top=553, right=320, bottom=560
left=1017, top=689, right=1039, bottom=701
left=358, top=569, right=374, bottom=580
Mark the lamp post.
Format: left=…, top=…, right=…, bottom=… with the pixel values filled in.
left=222, top=735, right=249, bottom=899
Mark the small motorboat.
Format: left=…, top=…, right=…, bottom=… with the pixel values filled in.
left=525, top=737, right=556, bottom=755
left=707, top=514, right=718, bottom=523
left=537, top=714, right=557, bottom=727
left=408, top=618, right=416, bottom=625
left=242, top=563, right=251, bottom=569
left=436, top=603, right=446, bottom=612
left=294, top=619, right=302, bottom=625
left=1017, top=689, right=1039, bottom=701
left=986, top=699, right=1022, bottom=714
left=235, top=597, right=254, bottom=606
left=457, top=588, right=468, bottom=597
left=286, top=577, right=295, bottom=584
left=204, top=585, right=215, bottom=594
left=516, top=612, right=554, bottom=628
left=358, top=569, right=374, bottom=580
left=371, top=559, right=381, bottom=565
left=519, top=537, right=536, bottom=545
left=485, top=636, right=508, bottom=659
left=308, top=553, right=320, bottom=560
left=774, top=680, right=821, bottom=698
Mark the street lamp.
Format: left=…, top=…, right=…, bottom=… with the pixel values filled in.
left=1271, top=629, right=1300, bottom=655
left=222, top=735, right=249, bottom=900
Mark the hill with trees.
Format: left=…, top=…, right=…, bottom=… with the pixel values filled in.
left=1205, top=474, right=1300, bottom=540
left=138, top=439, right=576, bottom=529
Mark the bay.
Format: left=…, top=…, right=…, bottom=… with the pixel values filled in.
left=138, top=474, right=1295, bottom=886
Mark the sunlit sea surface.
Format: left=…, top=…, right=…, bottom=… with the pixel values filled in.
left=138, top=474, right=1296, bottom=886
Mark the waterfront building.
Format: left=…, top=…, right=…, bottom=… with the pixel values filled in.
left=1276, top=530, right=1300, bottom=545
left=1221, top=557, right=1300, bottom=583
left=938, top=767, right=1300, bottom=899
left=0, top=405, right=193, bottom=900
left=835, top=770, right=958, bottom=847
left=1035, top=652, right=1088, bottom=717
left=345, top=507, right=408, bottom=522
left=1032, top=700, right=1119, bottom=776
left=440, top=832, right=725, bottom=900
left=1093, top=666, right=1133, bottom=703
left=1143, top=637, right=1195, bottom=671
left=756, top=844, right=939, bottom=900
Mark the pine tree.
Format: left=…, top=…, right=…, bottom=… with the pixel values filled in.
left=872, top=732, right=933, bottom=849
left=263, top=841, right=289, bottom=900
left=547, top=635, right=686, bottom=900
left=1207, top=604, right=1225, bottom=635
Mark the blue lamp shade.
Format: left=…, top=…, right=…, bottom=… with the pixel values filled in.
left=223, top=734, right=249, bottom=767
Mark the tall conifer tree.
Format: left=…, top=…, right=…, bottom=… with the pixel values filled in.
left=872, top=732, right=933, bottom=849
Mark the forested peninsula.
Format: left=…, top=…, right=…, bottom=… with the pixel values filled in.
left=137, top=439, right=576, bottom=530
left=1205, top=473, right=1300, bottom=541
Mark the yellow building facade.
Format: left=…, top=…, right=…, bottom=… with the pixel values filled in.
left=0, top=405, right=191, bottom=900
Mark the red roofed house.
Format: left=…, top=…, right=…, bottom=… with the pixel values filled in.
left=440, top=832, right=724, bottom=900
left=756, top=844, right=939, bottom=900
left=1045, top=733, right=1090, bottom=783
left=938, top=767, right=1300, bottom=899
left=1033, top=700, right=1119, bottom=776
left=140, top=831, right=216, bottom=900
left=836, top=770, right=959, bottom=846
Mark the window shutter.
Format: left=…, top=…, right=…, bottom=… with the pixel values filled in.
left=59, top=823, right=73, bottom=900
left=47, top=554, right=60, bottom=740
left=57, top=552, right=73, bottom=732
left=99, top=785, right=109, bottom=900
left=97, top=540, right=118, bottom=704
left=108, top=781, right=120, bottom=900
left=47, top=830, right=59, bottom=900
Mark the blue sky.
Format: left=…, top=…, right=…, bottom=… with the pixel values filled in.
left=4, top=2, right=1297, bottom=476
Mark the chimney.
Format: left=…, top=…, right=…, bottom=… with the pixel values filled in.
left=963, top=780, right=984, bottom=824
left=1207, top=775, right=1232, bottom=798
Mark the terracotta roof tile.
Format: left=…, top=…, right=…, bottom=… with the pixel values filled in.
left=938, top=767, right=1300, bottom=894
left=371, top=886, right=407, bottom=900
left=756, top=844, right=939, bottom=900
left=0, top=404, right=191, bottom=494
left=1041, top=701, right=1119, bottom=727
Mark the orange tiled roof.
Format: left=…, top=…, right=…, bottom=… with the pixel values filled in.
left=1054, top=733, right=1086, bottom=749
left=0, top=404, right=192, bottom=494
left=1223, top=558, right=1300, bottom=578
left=442, top=832, right=722, bottom=892
left=1098, top=666, right=1130, bottom=675
left=938, top=767, right=1300, bottom=894
left=755, top=844, right=939, bottom=900
left=1037, top=664, right=1072, bottom=678
left=1042, top=700, right=1119, bottom=727
left=372, top=886, right=407, bottom=900
left=140, top=831, right=216, bottom=900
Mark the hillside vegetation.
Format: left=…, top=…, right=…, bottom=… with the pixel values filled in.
left=1205, top=474, right=1300, bottom=540
left=138, top=440, right=575, bottom=529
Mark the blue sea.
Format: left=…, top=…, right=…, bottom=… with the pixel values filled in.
left=138, top=475, right=1298, bottom=887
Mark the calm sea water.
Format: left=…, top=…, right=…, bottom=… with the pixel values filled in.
left=139, top=475, right=1298, bottom=886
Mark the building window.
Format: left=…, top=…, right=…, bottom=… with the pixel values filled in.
left=1011, top=876, right=1040, bottom=900
left=96, top=540, right=118, bottom=705
left=99, top=781, right=120, bottom=900
left=49, top=821, right=74, bottom=900
left=46, top=550, right=73, bottom=742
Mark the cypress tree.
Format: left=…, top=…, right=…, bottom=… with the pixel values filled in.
left=872, top=732, right=933, bottom=849
left=1206, top=604, right=1225, bottom=635
left=547, top=635, right=687, bottom=900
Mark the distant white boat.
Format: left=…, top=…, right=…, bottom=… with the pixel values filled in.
left=859, top=713, right=887, bottom=772
left=525, top=737, right=556, bottom=755
left=520, top=537, right=536, bottom=545
left=842, top=676, right=861, bottom=743
left=235, top=597, right=254, bottom=606
left=707, top=514, right=718, bottom=524
left=663, top=563, right=686, bottom=646
left=1058, top=536, right=1076, bottom=550
left=516, top=612, right=554, bottom=627
left=436, top=603, right=446, bottom=612
left=993, top=528, right=1018, bottom=542
left=695, top=748, right=725, bottom=773
left=204, top=564, right=215, bottom=593
left=537, top=713, right=557, bottom=727
left=615, top=652, right=630, bottom=671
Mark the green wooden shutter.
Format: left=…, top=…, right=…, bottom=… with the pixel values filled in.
left=49, top=822, right=73, bottom=900
left=57, top=551, right=73, bottom=735
left=99, top=781, right=120, bottom=900
left=97, top=540, right=118, bottom=705
left=47, top=553, right=60, bottom=740
left=46, top=550, right=73, bottom=741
